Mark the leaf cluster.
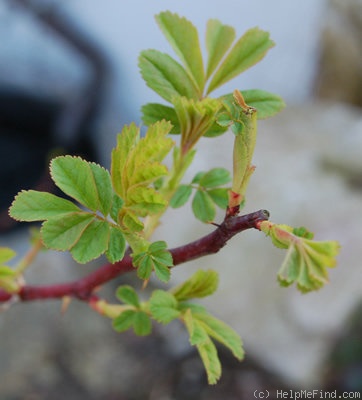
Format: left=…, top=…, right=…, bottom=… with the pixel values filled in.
left=140, top=11, right=284, bottom=151
left=9, top=121, right=175, bottom=266
left=111, top=269, right=243, bottom=384
left=170, top=168, right=231, bottom=222
left=259, top=222, right=341, bottom=292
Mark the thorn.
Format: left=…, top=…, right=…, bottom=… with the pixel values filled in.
left=61, top=296, right=72, bottom=314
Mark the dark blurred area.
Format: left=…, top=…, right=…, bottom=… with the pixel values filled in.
left=0, top=0, right=109, bottom=231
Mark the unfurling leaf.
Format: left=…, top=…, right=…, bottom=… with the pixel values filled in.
left=111, top=121, right=174, bottom=218
left=259, top=221, right=341, bottom=292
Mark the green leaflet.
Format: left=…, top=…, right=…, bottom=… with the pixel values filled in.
left=70, top=219, right=110, bottom=264
left=192, top=190, right=216, bottom=223
left=41, top=212, right=94, bottom=251
left=199, top=168, right=231, bottom=188
left=156, top=11, right=205, bottom=93
left=50, top=156, right=112, bottom=215
left=139, top=50, right=199, bottom=102
left=132, top=241, right=173, bottom=282
left=116, top=285, right=140, bottom=308
left=182, top=309, right=221, bottom=384
left=106, top=227, right=126, bottom=263
left=9, top=190, right=81, bottom=222
left=194, top=312, right=244, bottom=360
left=149, top=290, right=180, bottom=324
left=113, top=309, right=152, bottom=336
left=170, top=185, right=193, bottom=208
left=207, top=188, right=229, bottom=209
left=172, top=269, right=219, bottom=301
left=206, top=19, right=236, bottom=79
left=207, top=27, right=275, bottom=94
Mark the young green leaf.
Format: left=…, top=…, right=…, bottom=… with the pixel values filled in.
left=149, top=290, right=180, bottom=323
left=139, top=50, right=199, bottom=102
left=112, top=309, right=136, bottom=333
left=194, top=312, right=244, bottom=360
left=206, top=19, right=235, bottom=79
left=184, top=310, right=210, bottom=346
left=172, top=269, right=219, bottom=301
left=183, top=309, right=221, bottom=384
left=169, top=185, right=193, bottom=208
left=106, top=227, right=126, bottom=263
left=207, top=188, right=229, bottom=209
left=116, top=285, right=140, bottom=308
left=199, top=168, right=231, bottom=188
left=41, top=212, right=94, bottom=251
left=9, top=190, right=80, bottom=222
left=133, top=311, right=152, bottom=336
left=156, top=11, right=205, bottom=92
left=141, top=103, right=180, bottom=133
left=174, top=97, right=222, bottom=153
left=69, top=219, right=110, bottom=264
left=207, top=28, right=274, bottom=94
left=111, top=123, right=140, bottom=198
left=50, top=156, right=112, bottom=215
left=127, top=186, right=167, bottom=216
left=192, top=190, right=216, bottom=223
left=197, top=339, right=222, bottom=385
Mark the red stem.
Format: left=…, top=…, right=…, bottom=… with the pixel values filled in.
left=0, top=210, right=269, bottom=304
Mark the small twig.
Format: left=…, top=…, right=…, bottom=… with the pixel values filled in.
left=0, top=210, right=269, bottom=304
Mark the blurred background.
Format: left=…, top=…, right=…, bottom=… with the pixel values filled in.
left=0, top=0, right=361, bottom=399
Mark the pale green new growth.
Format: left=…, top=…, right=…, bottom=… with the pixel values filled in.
left=4, top=10, right=340, bottom=386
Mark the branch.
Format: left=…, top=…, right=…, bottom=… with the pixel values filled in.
left=0, top=210, right=269, bottom=304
